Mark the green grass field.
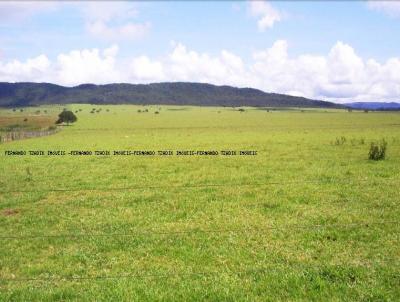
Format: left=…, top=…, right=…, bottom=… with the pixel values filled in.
left=0, top=104, right=399, bottom=301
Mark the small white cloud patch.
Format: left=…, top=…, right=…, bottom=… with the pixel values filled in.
left=367, top=1, right=400, bottom=18
left=248, top=0, right=282, bottom=31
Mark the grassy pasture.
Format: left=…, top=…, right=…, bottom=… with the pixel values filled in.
left=0, top=104, right=399, bottom=301
left=0, top=115, right=56, bottom=133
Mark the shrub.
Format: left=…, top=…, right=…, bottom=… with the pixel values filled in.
left=334, top=136, right=346, bottom=145
left=23, top=118, right=28, bottom=122
left=25, top=167, right=32, bottom=181
left=155, top=111, right=159, bottom=114
left=364, top=109, right=369, bottom=113
left=238, top=108, right=245, bottom=112
left=368, top=139, right=387, bottom=160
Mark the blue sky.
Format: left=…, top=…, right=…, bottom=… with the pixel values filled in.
left=0, top=1, right=399, bottom=103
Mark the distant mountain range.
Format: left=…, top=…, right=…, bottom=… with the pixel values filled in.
left=345, top=102, right=400, bottom=111
left=0, top=82, right=344, bottom=108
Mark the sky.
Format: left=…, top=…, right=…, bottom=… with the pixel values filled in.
left=0, top=1, right=399, bottom=103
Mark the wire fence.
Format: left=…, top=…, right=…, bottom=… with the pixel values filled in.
left=2, top=246, right=399, bottom=284
left=0, top=177, right=397, bottom=195
left=0, top=129, right=59, bottom=143
left=0, top=221, right=397, bottom=240
left=65, top=123, right=400, bottom=132
left=0, top=267, right=302, bottom=283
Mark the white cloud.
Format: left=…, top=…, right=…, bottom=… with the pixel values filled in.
left=0, top=55, right=51, bottom=82
left=103, top=44, right=119, bottom=58
left=86, top=20, right=150, bottom=41
left=79, top=2, right=150, bottom=41
left=248, top=1, right=282, bottom=31
left=327, top=41, right=365, bottom=85
left=131, top=56, right=164, bottom=81
left=79, top=2, right=138, bottom=22
left=1, top=41, right=400, bottom=102
left=55, top=45, right=121, bottom=85
left=166, top=44, right=253, bottom=87
left=0, top=1, right=150, bottom=41
left=367, top=1, right=400, bottom=18
left=0, top=1, right=58, bottom=23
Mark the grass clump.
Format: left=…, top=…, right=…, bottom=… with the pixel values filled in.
left=368, top=139, right=387, bottom=160
left=333, top=136, right=346, bottom=145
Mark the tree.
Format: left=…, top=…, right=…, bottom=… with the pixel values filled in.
left=56, top=110, right=77, bottom=125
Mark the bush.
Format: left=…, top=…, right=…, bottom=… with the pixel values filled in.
left=334, top=136, right=346, bottom=145
left=155, top=111, right=159, bottom=114
left=368, top=140, right=387, bottom=160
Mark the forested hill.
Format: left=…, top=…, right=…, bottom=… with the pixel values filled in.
left=0, top=82, right=342, bottom=108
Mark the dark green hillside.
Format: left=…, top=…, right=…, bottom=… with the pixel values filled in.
left=0, top=82, right=343, bottom=108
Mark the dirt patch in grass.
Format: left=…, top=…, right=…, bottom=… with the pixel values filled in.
left=2, top=208, right=20, bottom=216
